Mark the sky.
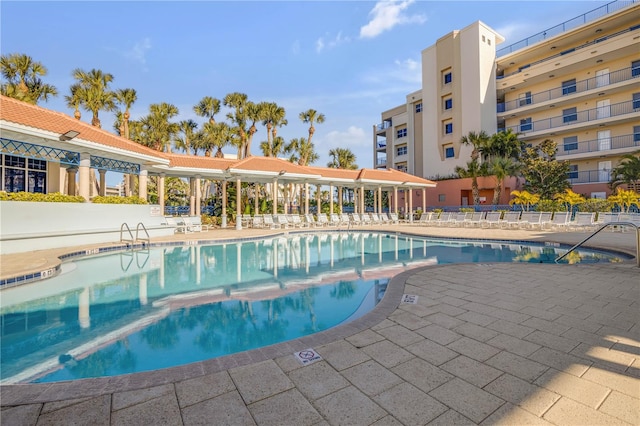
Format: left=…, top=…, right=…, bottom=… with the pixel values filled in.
left=1, top=0, right=609, bottom=179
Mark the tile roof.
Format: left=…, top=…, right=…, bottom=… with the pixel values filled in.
left=0, top=95, right=167, bottom=160
left=229, top=156, right=320, bottom=176
left=168, top=153, right=237, bottom=170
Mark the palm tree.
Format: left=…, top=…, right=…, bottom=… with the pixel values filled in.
left=65, top=84, right=84, bottom=120
left=488, top=156, right=520, bottom=205
left=607, top=188, right=640, bottom=213
left=260, top=135, right=285, bottom=157
left=609, top=151, right=640, bottom=190
left=483, top=129, right=523, bottom=162
left=72, top=68, right=117, bottom=128
left=0, top=53, right=58, bottom=104
left=460, top=130, right=491, bottom=162
left=175, top=119, right=199, bottom=154
left=327, top=147, right=358, bottom=170
left=299, top=109, right=325, bottom=147
left=245, top=101, right=262, bottom=158
left=115, top=88, right=137, bottom=139
left=137, top=102, right=180, bottom=152
left=509, top=190, right=540, bottom=211
left=455, top=159, right=486, bottom=205
left=193, top=96, right=221, bottom=124
left=261, top=102, right=288, bottom=154
left=554, top=188, right=586, bottom=212
left=286, top=137, right=318, bottom=166
left=202, top=121, right=236, bottom=158
left=223, top=92, right=249, bottom=159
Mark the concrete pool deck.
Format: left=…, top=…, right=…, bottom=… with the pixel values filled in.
left=1, top=226, right=638, bottom=425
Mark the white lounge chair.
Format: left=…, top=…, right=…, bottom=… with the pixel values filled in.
left=500, top=211, right=521, bottom=229
left=164, top=216, right=190, bottom=233
left=550, top=212, right=570, bottom=230
left=481, top=212, right=502, bottom=228
left=568, top=212, right=596, bottom=231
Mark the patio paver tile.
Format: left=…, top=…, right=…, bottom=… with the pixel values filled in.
left=314, top=386, right=387, bottom=426
left=391, top=357, right=454, bottom=394
left=111, top=392, right=181, bottom=426
left=480, top=402, right=554, bottom=425
left=181, top=390, right=256, bottom=426
left=376, top=324, right=424, bottom=346
left=414, top=324, right=462, bottom=345
left=429, top=378, right=505, bottom=424
left=483, top=373, right=560, bottom=417
left=543, top=397, right=627, bottom=425
left=427, top=409, right=476, bottom=426
left=598, top=390, right=640, bottom=425
left=446, top=336, right=501, bottom=362
left=286, top=360, right=349, bottom=401
left=247, top=388, right=322, bottom=426
left=485, top=351, right=549, bottom=383
left=229, top=360, right=293, bottom=405
left=374, top=382, right=448, bottom=426
left=406, top=339, right=458, bottom=366
left=534, top=369, right=610, bottom=408
left=361, top=340, right=414, bottom=368
left=341, top=360, right=403, bottom=397
left=440, top=355, right=503, bottom=388
left=0, top=404, right=42, bottom=426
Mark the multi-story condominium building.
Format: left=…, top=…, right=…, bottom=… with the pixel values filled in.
left=375, top=0, right=639, bottom=209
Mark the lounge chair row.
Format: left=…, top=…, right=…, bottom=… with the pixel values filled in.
left=411, top=211, right=640, bottom=231
left=246, top=213, right=404, bottom=229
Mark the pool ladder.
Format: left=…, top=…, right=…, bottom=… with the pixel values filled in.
left=555, top=221, right=639, bottom=267
left=120, top=222, right=151, bottom=247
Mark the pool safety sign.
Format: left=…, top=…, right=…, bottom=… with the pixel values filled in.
left=294, top=348, right=322, bottom=366
left=401, top=294, right=419, bottom=304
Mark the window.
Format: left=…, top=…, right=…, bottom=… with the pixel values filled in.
left=563, top=107, right=578, bottom=123
left=396, top=128, right=407, bottom=138
left=438, top=194, right=446, bottom=202
left=519, top=92, right=532, bottom=106
left=568, top=165, right=578, bottom=180
left=444, top=98, right=452, bottom=110
left=396, top=164, right=407, bottom=173
left=563, top=136, right=578, bottom=152
left=443, top=72, right=452, bottom=84
left=415, top=103, right=422, bottom=113
left=634, top=125, right=640, bottom=143
left=396, top=146, right=407, bottom=156
left=444, top=146, right=454, bottom=158
left=562, top=79, right=577, bottom=95
left=482, top=35, right=486, bottom=42
left=633, top=93, right=640, bottom=110
left=488, top=39, right=491, bottom=46
left=520, top=118, right=532, bottom=132
left=444, top=122, right=453, bottom=134
left=632, top=60, right=640, bottom=77
left=2, top=155, right=47, bottom=193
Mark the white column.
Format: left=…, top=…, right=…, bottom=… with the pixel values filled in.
left=316, top=184, right=321, bottom=216
left=360, top=186, right=365, bottom=215
left=99, top=170, right=107, bottom=196
left=189, top=177, right=196, bottom=216
left=378, top=187, right=382, bottom=214
left=221, top=181, right=227, bottom=228
left=408, top=188, right=413, bottom=223
left=158, top=174, right=166, bottom=216
left=236, top=177, right=242, bottom=230
left=422, top=188, right=426, bottom=213
left=338, top=187, right=343, bottom=213
left=329, top=184, right=334, bottom=215
left=78, top=287, right=90, bottom=329
left=254, top=183, right=259, bottom=215
left=128, top=174, right=136, bottom=197
left=78, top=153, right=91, bottom=201
left=139, top=167, right=148, bottom=202
left=195, top=175, right=201, bottom=217
left=393, top=186, right=398, bottom=214
left=304, top=183, right=309, bottom=215
left=272, top=179, right=278, bottom=215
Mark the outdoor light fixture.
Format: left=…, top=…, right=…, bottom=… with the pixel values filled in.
left=278, top=170, right=286, bottom=176
left=59, top=130, right=80, bottom=141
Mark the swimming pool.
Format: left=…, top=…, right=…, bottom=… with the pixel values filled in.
left=0, top=231, right=625, bottom=383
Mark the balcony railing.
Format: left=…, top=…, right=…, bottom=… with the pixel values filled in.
left=568, top=169, right=612, bottom=184
left=503, top=100, right=639, bottom=134
left=376, top=120, right=392, bottom=131
left=376, top=158, right=387, bottom=167
left=557, top=133, right=640, bottom=156
left=497, top=0, right=637, bottom=57
left=497, top=67, right=637, bottom=113
left=496, top=22, right=639, bottom=80
left=377, top=141, right=387, bottom=149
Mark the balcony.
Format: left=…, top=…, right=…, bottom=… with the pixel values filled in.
left=557, top=133, right=640, bottom=157
left=376, top=140, right=387, bottom=151
left=497, top=0, right=637, bottom=57
left=497, top=66, right=637, bottom=113
left=503, top=100, right=639, bottom=135
left=568, top=169, right=612, bottom=184
left=376, top=120, right=392, bottom=131
left=375, top=157, right=387, bottom=168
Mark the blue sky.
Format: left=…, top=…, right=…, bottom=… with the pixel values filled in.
left=1, top=0, right=607, bottom=173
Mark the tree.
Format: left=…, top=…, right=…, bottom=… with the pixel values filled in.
left=261, top=102, right=287, bottom=155
left=72, top=68, right=117, bottom=128
left=455, top=159, right=486, bottom=205
left=327, top=148, right=358, bottom=170
left=609, top=151, right=640, bottom=190
left=65, top=84, right=84, bottom=120
left=115, top=88, right=137, bottom=139
left=482, top=129, right=523, bottom=162
left=286, top=137, right=318, bottom=166
left=223, top=92, right=249, bottom=159
left=136, top=102, right=180, bottom=152
left=509, top=190, right=540, bottom=211
left=299, top=109, right=325, bottom=148
left=260, top=136, right=285, bottom=157
left=607, top=188, right=640, bottom=213
left=175, top=120, right=199, bottom=155
left=554, top=188, right=586, bottom=212
left=488, top=156, right=520, bottom=205
left=201, top=122, right=237, bottom=158
left=0, top=53, right=58, bottom=104
left=520, top=139, right=570, bottom=200
left=460, top=130, right=491, bottom=162
left=193, top=96, right=221, bottom=124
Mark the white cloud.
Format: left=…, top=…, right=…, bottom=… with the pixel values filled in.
left=123, top=37, right=152, bottom=64
left=360, top=0, right=426, bottom=39
left=322, top=126, right=368, bottom=149
left=361, top=56, right=422, bottom=86
left=316, top=31, right=350, bottom=53
left=495, top=22, right=535, bottom=45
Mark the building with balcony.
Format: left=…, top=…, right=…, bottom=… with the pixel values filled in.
left=374, top=0, right=639, bottom=208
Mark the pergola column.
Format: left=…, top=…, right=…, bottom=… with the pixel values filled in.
left=408, top=188, right=413, bottom=223
left=316, top=184, right=321, bottom=216
left=221, top=180, right=227, bottom=228
left=129, top=174, right=136, bottom=197
left=272, top=179, right=278, bottom=215
left=158, top=173, right=166, bottom=215
left=360, top=186, right=365, bottom=215
left=98, top=170, right=107, bottom=196
left=304, top=182, right=309, bottom=215
left=422, top=188, right=426, bottom=212
left=188, top=177, right=195, bottom=216
left=378, top=186, right=382, bottom=214
left=393, top=186, right=398, bottom=214
left=139, top=167, right=148, bottom=202
left=338, top=187, right=343, bottom=213
left=78, top=153, right=91, bottom=201
left=254, top=183, right=259, bottom=215
left=373, top=189, right=377, bottom=213
left=284, top=184, right=289, bottom=214
left=329, top=184, right=334, bottom=215
left=404, top=189, right=408, bottom=216
left=236, top=177, right=242, bottom=230
left=194, top=174, right=201, bottom=216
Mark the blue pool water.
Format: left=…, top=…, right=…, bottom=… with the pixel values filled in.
left=0, top=232, right=624, bottom=383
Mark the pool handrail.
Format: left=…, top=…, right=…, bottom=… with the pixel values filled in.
left=555, top=221, right=640, bottom=267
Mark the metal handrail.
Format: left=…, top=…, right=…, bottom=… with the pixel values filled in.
left=135, top=222, right=150, bottom=246
left=120, top=223, right=135, bottom=245
left=555, top=221, right=640, bottom=267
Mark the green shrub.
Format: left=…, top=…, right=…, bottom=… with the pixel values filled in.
left=459, top=207, right=475, bottom=213
left=0, top=191, right=85, bottom=203
left=578, top=198, right=610, bottom=213
left=92, top=195, right=148, bottom=204
left=535, top=199, right=563, bottom=212
left=201, top=214, right=219, bottom=227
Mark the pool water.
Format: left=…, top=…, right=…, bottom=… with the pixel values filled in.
left=0, top=232, right=623, bottom=383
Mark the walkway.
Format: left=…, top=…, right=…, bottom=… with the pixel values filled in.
left=1, top=227, right=638, bottom=425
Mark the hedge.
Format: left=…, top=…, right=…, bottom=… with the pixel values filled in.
left=0, top=191, right=85, bottom=203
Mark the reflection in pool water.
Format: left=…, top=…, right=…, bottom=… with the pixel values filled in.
left=0, top=232, right=623, bottom=383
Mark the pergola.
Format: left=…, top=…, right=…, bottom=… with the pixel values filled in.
left=0, top=95, right=436, bottom=230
